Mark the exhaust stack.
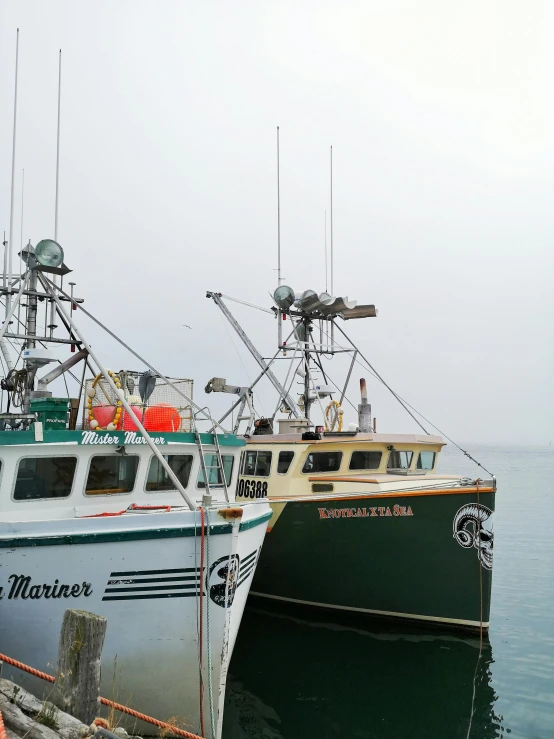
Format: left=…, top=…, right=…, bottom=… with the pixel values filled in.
left=358, top=378, right=372, bottom=432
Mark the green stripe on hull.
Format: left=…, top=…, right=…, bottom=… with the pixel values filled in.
left=0, top=510, right=272, bottom=548
left=252, top=493, right=494, bottom=627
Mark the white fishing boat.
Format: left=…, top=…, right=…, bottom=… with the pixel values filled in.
left=0, top=239, right=271, bottom=739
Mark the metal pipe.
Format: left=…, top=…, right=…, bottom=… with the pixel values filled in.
left=0, top=273, right=27, bottom=343
left=40, top=275, right=198, bottom=510
left=37, top=349, right=87, bottom=391
left=0, top=340, right=14, bottom=372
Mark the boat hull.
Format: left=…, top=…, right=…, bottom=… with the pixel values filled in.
left=251, top=488, right=494, bottom=629
left=0, top=506, right=271, bottom=737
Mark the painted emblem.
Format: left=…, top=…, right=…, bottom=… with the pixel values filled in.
left=208, top=555, right=239, bottom=608
left=453, top=504, right=493, bottom=570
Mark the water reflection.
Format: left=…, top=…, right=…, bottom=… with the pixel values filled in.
left=225, top=603, right=502, bottom=739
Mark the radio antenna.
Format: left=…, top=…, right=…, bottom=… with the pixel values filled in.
left=330, top=145, right=334, bottom=296
left=277, top=126, right=282, bottom=285
left=54, top=49, right=62, bottom=240
left=7, top=28, right=20, bottom=314
left=50, top=49, right=62, bottom=337
left=324, top=210, right=328, bottom=292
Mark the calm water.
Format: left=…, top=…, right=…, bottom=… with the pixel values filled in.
left=224, top=445, right=554, bottom=739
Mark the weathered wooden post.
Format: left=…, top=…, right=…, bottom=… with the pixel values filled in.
left=53, top=609, right=107, bottom=725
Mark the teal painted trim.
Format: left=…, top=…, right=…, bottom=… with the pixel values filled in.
left=0, top=430, right=245, bottom=448
left=239, top=510, right=272, bottom=532
left=0, top=511, right=271, bottom=548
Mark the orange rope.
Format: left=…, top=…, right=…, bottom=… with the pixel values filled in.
left=198, top=507, right=206, bottom=737
left=0, top=652, right=205, bottom=739
left=99, top=697, right=204, bottom=739
left=0, top=709, right=8, bottom=739
left=0, top=653, right=55, bottom=683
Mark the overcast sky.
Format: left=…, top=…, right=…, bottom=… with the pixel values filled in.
left=0, top=0, right=552, bottom=446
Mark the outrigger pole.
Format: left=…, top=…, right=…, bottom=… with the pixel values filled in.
left=46, top=278, right=229, bottom=433
left=39, top=273, right=198, bottom=510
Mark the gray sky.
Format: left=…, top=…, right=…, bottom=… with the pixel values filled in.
left=1, top=0, right=553, bottom=444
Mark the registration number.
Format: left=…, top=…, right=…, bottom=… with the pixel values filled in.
left=237, top=479, right=268, bottom=499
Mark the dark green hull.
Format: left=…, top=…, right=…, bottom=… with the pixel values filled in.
left=251, top=490, right=494, bottom=629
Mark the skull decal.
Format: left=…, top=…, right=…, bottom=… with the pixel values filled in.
left=208, top=554, right=239, bottom=608
left=453, top=504, right=494, bottom=570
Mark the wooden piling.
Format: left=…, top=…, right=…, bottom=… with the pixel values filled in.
left=53, top=609, right=107, bottom=725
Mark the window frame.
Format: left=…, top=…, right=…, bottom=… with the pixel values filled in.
left=84, top=453, right=140, bottom=497
left=144, top=453, right=194, bottom=493
left=301, top=451, right=343, bottom=474
left=196, top=453, right=235, bottom=490
left=239, top=449, right=273, bottom=477
left=12, top=454, right=77, bottom=502
left=277, top=450, right=295, bottom=475
left=386, top=450, right=414, bottom=471
left=348, top=450, right=383, bottom=471
left=416, top=451, right=436, bottom=471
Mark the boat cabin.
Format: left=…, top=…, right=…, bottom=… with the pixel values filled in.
left=236, top=433, right=460, bottom=499
left=0, top=429, right=244, bottom=522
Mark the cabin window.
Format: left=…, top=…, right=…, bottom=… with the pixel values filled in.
left=198, top=454, right=234, bottom=488
left=146, top=454, right=193, bottom=492
left=85, top=455, right=139, bottom=495
left=387, top=450, right=413, bottom=470
left=14, top=457, right=76, bottom=500
left=240, top=450, right=272, bottom=477
left=349, top=451, right=382, bottom=470
left=302, top=451, right=342, bottom=473
left=417, top=451, right=436, bottom=470
left=277, top=451, right=295, bottom=474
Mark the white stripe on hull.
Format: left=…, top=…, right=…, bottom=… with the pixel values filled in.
left=249, top=591, right=489, bottom=629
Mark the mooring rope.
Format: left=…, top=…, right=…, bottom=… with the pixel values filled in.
left=205, top=509, right=216, bottom=739
left=464, top=480, right=485, bottom=739
left=0, top=652, right=205, bottom=739
left=0, top=709, right=8, bottom=739
left=198, top=507, right=206, bottom=737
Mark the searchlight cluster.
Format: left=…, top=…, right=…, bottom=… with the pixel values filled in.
left=273, top=286, right=377, bottom=320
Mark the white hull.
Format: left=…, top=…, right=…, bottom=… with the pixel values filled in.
left=0, top=504, right=270, bottom=738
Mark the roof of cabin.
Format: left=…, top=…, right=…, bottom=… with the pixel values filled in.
left=245, top=432, right=445, bottom=446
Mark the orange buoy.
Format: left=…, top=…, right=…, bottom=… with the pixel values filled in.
left=144, top=403, right=181, bottom=432
left=122, top=405, right=145, bottom=431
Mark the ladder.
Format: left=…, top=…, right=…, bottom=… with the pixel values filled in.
left=195, top=414, right=230, bottom=504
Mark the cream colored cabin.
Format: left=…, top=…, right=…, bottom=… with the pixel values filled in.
left=236, top=433, right=466, bottom=500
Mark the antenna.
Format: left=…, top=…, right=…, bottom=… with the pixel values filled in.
left=18, top=168, right=24, bottom=327
left=324, top=210, right=328, bottom=292
left=330, top=145, right=334, bottom=297
left=54, top=49, right=62, bottom=240
left=50, top=49, right=62, bottom=337
left=8, top=28, right=20, bottom=314
left=277, top=126, right=282, bottom=285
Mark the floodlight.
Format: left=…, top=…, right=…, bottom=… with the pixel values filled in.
left=298, top=290, right=318, bottom=311
left=273, top=285, right=295, bottom=310
left=35, top=240, right=64, bottom=268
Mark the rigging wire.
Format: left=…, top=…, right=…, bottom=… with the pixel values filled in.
left=318, top=321, right=494, bottom=476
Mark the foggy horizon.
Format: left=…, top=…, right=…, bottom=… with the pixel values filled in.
left=1, top=1, right=552, bottom=447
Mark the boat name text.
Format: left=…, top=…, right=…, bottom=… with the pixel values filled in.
left=318, top=505, right=414, bottom=519
left=81, top=431, right=166, bottom=445
left=1, top=574, right=93, bottom=600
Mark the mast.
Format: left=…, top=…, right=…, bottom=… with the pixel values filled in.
left=7, top=29, right=20, bottom=315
